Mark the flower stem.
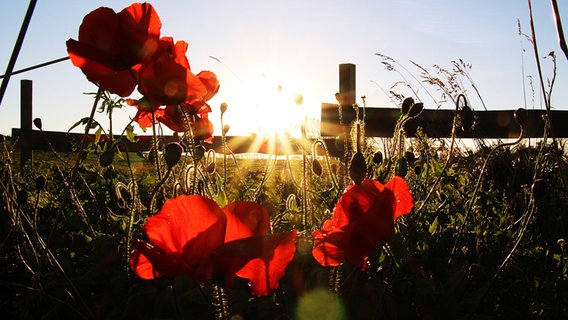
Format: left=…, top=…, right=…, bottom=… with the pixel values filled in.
left=212, top=284, right=230, bottom=320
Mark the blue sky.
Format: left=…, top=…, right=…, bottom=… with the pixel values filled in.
left=1, top=1, right=566, bottom=136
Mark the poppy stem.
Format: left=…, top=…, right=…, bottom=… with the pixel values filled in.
left=220, top=107, right=227, bottom=189
left=313, top=139, right=340, bottom=192
left=415, top=94, right=463, bottom=215
left=148, top=168, right=172, bottom=214
left=328, top=266, right=342, bottom=293
left=449, top=126, right=525, bottom=264
left=177, top=105, right=199, bottom=194
left=212, top=284, right=230, bottom=320
left=150, top=110, right=163, bottom=181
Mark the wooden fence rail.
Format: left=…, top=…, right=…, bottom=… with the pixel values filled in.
left=321, top=103, right=568, bottom=139
left=11, top=103, right=567, bottom=162
left=8, top=63, right=568, bottom=167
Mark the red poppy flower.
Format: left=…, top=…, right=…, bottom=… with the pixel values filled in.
left=191, top=114, right=214, bottom=143
left=138, top=37, right=210, bottom=108
left=312, top=177, right=413, bottom=269
left=183, top=71, right=220, bottom=110
left=66, top=3, right=161, bottom=96
left=132, top=105, right=213, bottom=142
left=130, top=195, right=297, bottom=296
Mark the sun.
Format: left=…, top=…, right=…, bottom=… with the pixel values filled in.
left=255, top=85, right=304, bottom=137
left=217, top=71, right=315, bottom=155
left=215, top=66, right=321, bottom=155
left=242, top=83, right=305, bottom=155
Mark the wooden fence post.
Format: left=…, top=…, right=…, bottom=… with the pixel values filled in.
left=339, top=63, right=356, bottom=106
left=20, top=79, right=33, bottom=169
left=337, top=64, right=357, bottom=155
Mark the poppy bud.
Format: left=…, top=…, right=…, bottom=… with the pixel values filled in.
left=148, top=147, right=158, bottom=164
left=220, top=102, right=228, bottom=115
left=414, top=165, right=422, bottom=175
left=294, top=93, right=304, bottom=106
left=558, top=238, right=566, bottom=252
left=396, top=158, right=408, bottom=177
left=330, top=163, right=338, bottom=174
left=531, top=179, right=546, bottom=203
left=280, top=167, right=292, bottom=182
left=312, top=158, right=323, bottom=176
left=102, top=165, right=116, bottom=180
left=191, top=145, right=205, bottom=162
left=164, top=142, right=183, bottom=170
left=223, top=124, right=230, bottom=135
left=33, top=118, right=43, bottom=130
left=206, top=161, right=216, bottom=174
left=79, top=150, right=89, bottom=162
left=401, top=97, right=414, bottom=116
left=335, top=92, right=343, bottom=104
left=372, top=150, right=383, bottom=164
left=408, top=102, right=424, bottom=118
left=99, top=148, right=115, bottom=167
left=288, top=210, right=303, bottom=229
left=460, top=105, right=474, bottom=131
left=349, top=152, right=367, bottom=185
left=35, top=175, right=47, bottom=191
left=514, top=108, right=527, bottom=128
left=16, top=189, right=28, bottom=206
left=404, top=151, right=416, bottom=164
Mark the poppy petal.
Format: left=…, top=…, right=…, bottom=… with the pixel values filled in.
left=67, top=40, right=138, bottom=96
left=212, top=231, right=297, bottom=296
left=312, top=177, right=413, bottom=269
left=312, top=228, right=346, bottom=267
left=223, top=201, right=271, bottom=243
left=342, top=199, right=394, bottom=268
left=385, top=176, right=414, bottom=220
left=191, top=116, right=214, bottom=143
left=138, top=51, right=189, bottom=107
left=72, top=7, right=121, bottom=69
left=236, top=231, right=297, bottom=296
left=130, top=238, right=186, bottom=279
left=143, top=195, right=227, bottom=275
left=117, top=2, right=161, bottom=66
left=197, top=70, right=220, bottom=102
left=155, top=107, right=187, bottom=132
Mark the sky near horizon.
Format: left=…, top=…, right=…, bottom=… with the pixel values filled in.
left=1, top=1, right=567, bottom=137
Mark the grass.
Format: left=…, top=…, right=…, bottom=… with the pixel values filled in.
left=2, top=128, right=568, bottom=319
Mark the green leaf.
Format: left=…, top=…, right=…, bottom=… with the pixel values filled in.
left=216, top=190, right=228, bottom=208
left=68, top=117, right=90, bottom=132
left=125, top=124, right=137, bottom=142
left=429, top=216, right=439, bottom=235
left=94, top=127, right=102, bottom=145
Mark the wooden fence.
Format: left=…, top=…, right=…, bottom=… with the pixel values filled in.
left=9, top=64, right=568, bottom=166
